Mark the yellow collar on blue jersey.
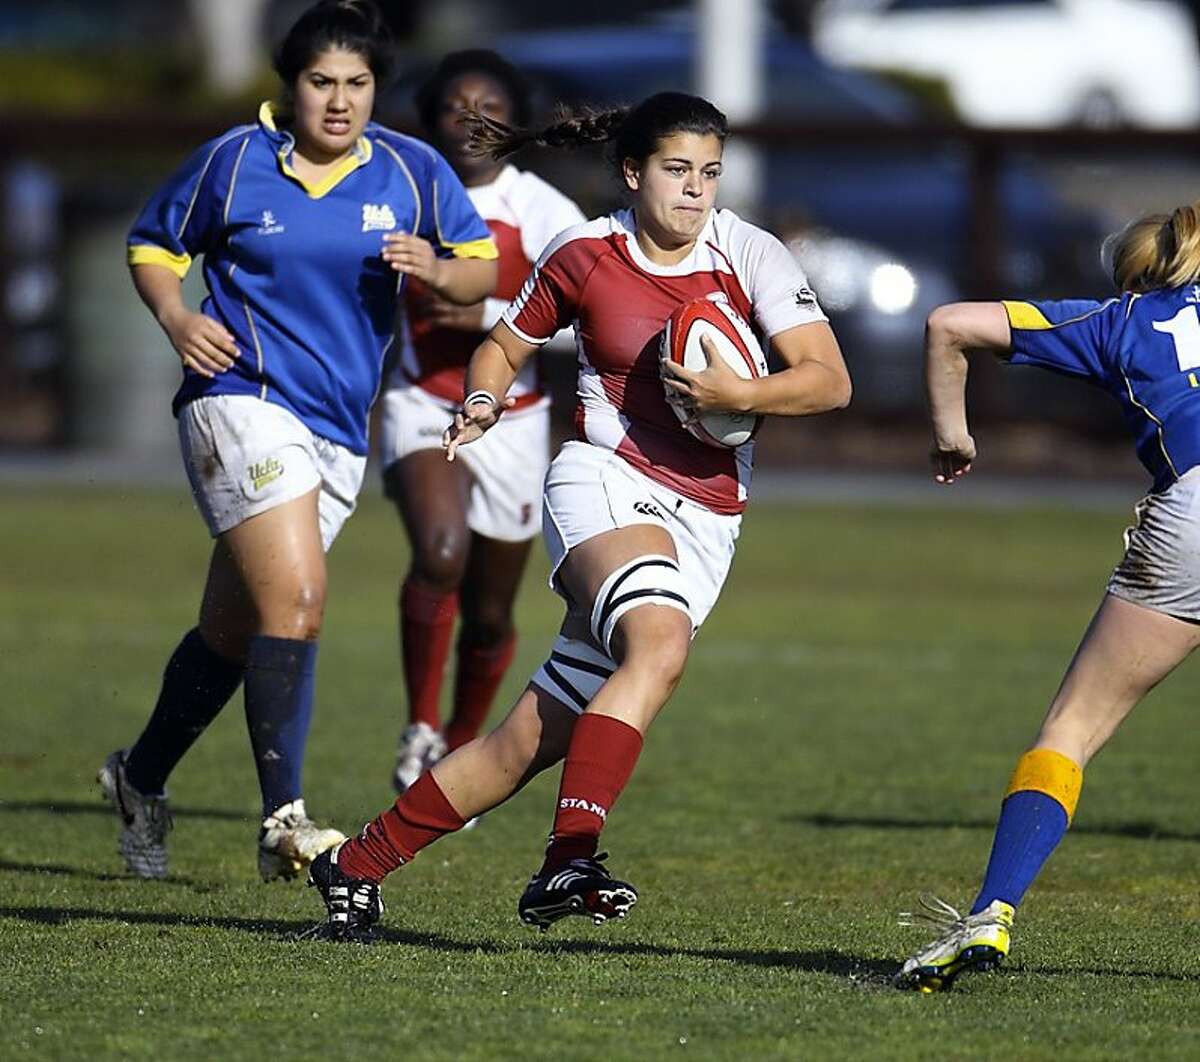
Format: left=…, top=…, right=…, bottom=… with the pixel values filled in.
left=258, top=101, right=374, bottom=199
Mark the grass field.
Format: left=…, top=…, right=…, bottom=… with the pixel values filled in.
left=2, top=484, right=1198, bottom=1060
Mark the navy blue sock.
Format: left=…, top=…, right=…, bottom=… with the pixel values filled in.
left=243, top=635, right=318, bottom=818
left=125, top=628, right=244, bottom=795
left=970, top=790, right=1070, bottom=914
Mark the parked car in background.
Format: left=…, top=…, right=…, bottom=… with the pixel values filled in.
left=380, top=13, right=1111, bottom=408
left=813, top=0, right=1200, bottom=129
left=465, top=11, right=1109, bottom=282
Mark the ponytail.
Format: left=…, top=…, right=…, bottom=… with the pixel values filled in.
left=467, top=91, right=728, bottom=180
left=467, top=106, right=630, bottom=161
left=1109, top=201, right=1200, bottom=293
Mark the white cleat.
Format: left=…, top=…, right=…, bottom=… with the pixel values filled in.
left=391, top=722, right=447, bottom=794
left=257, top=799, right=345, bottom=882
left=98, top=749, right=172, bottom=880
left=895, top=895, right=1015, bottom=992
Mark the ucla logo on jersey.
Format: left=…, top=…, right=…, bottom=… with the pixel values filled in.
left=1186, top=285, right=1200, bottom=305
left=361, top=203, right=397, bottom=232
left=257, top=210, right=285, bottom=236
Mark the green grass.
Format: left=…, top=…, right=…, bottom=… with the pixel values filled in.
left=1, top=486, right=1198, bottom=1060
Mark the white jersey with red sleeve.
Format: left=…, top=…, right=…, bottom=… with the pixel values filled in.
left=392, top=164, right=585, bottom=407
left=501, top=208, right=827, bottom=514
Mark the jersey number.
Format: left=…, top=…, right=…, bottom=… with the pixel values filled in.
left=1152, top=306, right=1200, bottom=371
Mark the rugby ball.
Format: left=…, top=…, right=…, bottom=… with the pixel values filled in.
left=660, top=296, right=767, bottom=448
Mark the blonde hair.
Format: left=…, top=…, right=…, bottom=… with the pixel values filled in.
left=1108, top=201, right=1200, bottom=292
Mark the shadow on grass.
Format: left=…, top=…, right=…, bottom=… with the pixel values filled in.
left=0, top=904, right=890, bottom=978
left=0, top=905, right=503, bottom=953
left=0, top=859, right=208, bottom=888
left=533, top=938, right=896, bottom=983
left=785, top=812, right=1200, bottom=844
left=6, top=905, right=1195, bottom=984
left=0, top=800, right=251, bottom=822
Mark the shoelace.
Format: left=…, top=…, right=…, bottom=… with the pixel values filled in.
left=145, top=800, right=173, bottom=836
left=898, top=894, right=965, bottom=932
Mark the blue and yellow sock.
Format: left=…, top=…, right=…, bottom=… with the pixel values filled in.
left=970, top=748, right=1082, bottom=915
left=243, top=636, right=317, bottom=818
left=125, top=628, right=244, bottom=795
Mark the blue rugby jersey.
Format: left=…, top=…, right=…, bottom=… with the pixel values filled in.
left=128, top=103, right=497, bottom=454
left=1004, top=288, right=1200, bottom=490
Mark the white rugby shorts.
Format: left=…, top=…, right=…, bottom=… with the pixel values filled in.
left=178, top=394, right=365, bottom=551
left=1107, top=466, right=1200, bottom=621
left=542, top=440, right=741, bottom=630
left=378, top=381, right=548, bottom=543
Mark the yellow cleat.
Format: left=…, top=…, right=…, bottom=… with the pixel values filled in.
left=895, top=896, right=1014, bottom=992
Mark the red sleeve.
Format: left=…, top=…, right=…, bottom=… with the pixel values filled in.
left=501, top=235, right=599, bottom=345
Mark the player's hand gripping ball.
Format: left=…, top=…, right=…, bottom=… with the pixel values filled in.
left=660, top=296, right=768, bottom=448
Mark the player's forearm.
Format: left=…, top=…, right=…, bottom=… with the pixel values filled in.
left=131, top=264, right=188, bottom=330
left=924, top=302, right=1011, bottom=447
left=463, top=334, right=525, bottom=402
left=925, top=311, right=973, bottom=449
left=737, top=359, right=852, bottom=416
left=429, top=257, right=498, bottom=306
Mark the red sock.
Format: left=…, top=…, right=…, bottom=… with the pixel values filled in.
left=400, top=579, right=458, bottom=729
left=445, top=633, right=517, bottom=750
left=336, top=772, right=466, bottom=882
left=542, top=713, right=644, bottom=871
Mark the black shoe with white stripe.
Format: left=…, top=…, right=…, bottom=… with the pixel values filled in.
left=518, top=853, right=638, bottom=931
left=305, top=846, right=384, bottom=943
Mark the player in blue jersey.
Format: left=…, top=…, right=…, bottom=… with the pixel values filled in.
left=896, top=200, right=1200, bottom=990
left=97, top=0, right=498, bottom=882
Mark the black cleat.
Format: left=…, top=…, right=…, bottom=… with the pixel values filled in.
left=304, top=846, right=384, bottom=943
left=518, top=853, right=638, bottom=931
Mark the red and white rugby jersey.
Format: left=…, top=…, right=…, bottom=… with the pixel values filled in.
left=393, top=164, right=585, bottom=408
left=502, top=208, right=827, bottom=514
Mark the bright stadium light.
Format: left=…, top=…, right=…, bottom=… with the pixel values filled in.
left=869, top=262, right=918, bottom=315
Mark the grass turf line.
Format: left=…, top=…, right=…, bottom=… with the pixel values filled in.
left=1, top=486, right=1198, bottom=1060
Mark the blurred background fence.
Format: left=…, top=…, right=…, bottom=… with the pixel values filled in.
left=5, top=0, right=1200, bottom=482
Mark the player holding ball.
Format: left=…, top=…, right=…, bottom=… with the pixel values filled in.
left=307, top=91, right=851, bottom=939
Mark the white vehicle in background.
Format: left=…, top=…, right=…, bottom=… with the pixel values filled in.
left=813, top=0, right=1200, bottom=128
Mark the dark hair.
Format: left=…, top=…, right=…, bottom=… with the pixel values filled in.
left=469, top=91, right=728, bottom=179
left=414, top=50, right=533, bottom=134
left=273, top=0, right=394, bottom=87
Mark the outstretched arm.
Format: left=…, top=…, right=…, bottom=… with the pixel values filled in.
left=925, top=301, right=1011, bottom=485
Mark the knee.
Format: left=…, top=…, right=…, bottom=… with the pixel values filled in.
left=264, top=578, right=327, bottom=641
left=614, top=611, right=692, bottom=693
left=410, top=526, right=469, bottom=591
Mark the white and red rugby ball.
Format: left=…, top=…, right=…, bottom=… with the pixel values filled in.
left=660, top=296, right=768, bottom=449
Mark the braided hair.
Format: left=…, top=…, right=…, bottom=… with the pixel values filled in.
left=468, top=92, right=728, bottom=180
